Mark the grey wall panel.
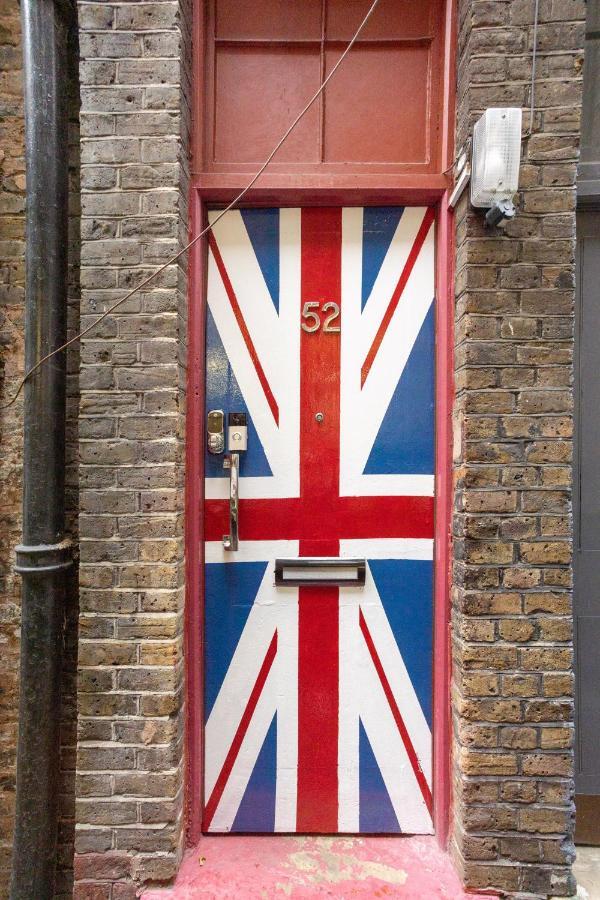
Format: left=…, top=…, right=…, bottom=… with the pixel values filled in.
left=576, top=616, right=600, bottom=793
left=578, top=225, right=600, bottom=555
left=575, top=211, right=600, bottom=793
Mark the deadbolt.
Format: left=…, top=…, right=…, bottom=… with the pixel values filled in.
left=207, top=409, right=225, bottom=455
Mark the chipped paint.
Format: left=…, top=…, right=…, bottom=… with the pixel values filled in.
left=285, top=840, right=408, bottom=887
left=142, top=835, right=497, bottom=899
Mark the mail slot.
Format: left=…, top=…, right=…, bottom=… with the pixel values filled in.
left=274, top=557, right=366, bottom=587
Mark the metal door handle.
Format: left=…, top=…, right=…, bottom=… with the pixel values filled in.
left=223, top=453, right=239, bottom=551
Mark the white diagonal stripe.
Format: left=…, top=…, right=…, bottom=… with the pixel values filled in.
left=340, top=207, right=435, bottom=494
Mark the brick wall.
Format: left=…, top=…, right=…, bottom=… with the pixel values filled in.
left=0, top=4, right=81, bottom=897
left=451, top=0, right=585, bottom=896
left=1, top=0, right=590, bottom=896
left=74, top=1, right=192, bottom=895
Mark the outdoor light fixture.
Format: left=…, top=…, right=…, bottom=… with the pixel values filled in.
left=470, top=107, right=522, bottom=227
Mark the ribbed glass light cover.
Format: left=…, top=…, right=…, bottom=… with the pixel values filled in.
left=470, top=107, right=522, bottom=208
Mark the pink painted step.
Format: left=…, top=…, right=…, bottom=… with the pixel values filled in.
left=143, top=835, right=497, bottom=899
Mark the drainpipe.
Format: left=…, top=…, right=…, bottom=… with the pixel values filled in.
left=10, top=1, right=73, bottom=898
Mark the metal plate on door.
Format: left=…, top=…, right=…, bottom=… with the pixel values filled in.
left=274, top=557, right=366, bottom=587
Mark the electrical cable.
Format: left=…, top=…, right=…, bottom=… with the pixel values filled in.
left=527, top=0, right=540, bottom=136
left=2, top=0, right=381, bottom=410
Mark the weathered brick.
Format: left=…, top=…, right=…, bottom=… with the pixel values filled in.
left=520, top=806, right=571, bottom=833
left=460, top=749, right=518, bottom=776
left=74, top=853, right=132, bottom=882
left=72, top=2, right=190, bottom=895
left=452, top=0, right=582, bottom=894
left=0, top=0, right=584, bottom=898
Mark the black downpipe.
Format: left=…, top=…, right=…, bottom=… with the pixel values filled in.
left=10, top=1, right=73, bottom=898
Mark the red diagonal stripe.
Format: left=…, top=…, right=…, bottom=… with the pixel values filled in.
left=359, top=609, right=433, bottom=818
left=208, top=231, right=279, bottom=425
left=361, top=207, right=435, bottom=388
left=202, top=631, right=278, bottom=831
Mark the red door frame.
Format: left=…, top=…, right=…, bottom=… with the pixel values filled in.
left=184, top=0, right=456, bottom=850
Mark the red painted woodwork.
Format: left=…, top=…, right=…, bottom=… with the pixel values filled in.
left=326, top=0, right=433, bottom=41
left=190, top=176, right=448, bottom=205
left=432, top=195, right=454, bottom=848
left=213, top=46, right=322, bottom=164
left=185, top=0, right=457, bottom=849
left=322, top=46, right=431, bottom=164
left=431, top=0, right=458, bottom=849
left=215, top=0, right=322, bottom=41
left=184, top=193, right=206, bottom=846
left=196, top=0, right=446, bottom=180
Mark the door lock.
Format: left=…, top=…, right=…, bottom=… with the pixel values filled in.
left=207, top=409, right=225, bottom=455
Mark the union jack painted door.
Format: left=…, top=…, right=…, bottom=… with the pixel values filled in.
left=203, top=206, right=435, bottom=834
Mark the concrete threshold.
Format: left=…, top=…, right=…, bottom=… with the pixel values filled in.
left=142, top=834, right=496, bottom=899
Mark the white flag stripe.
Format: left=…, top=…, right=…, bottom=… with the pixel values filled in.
left=209, top=592, right=300, bottom=833
left=274, top=592, right=298, bottom=831
left=206, top=472, right=433, bottom=500
left=358, top=233, right=434, bottom=469
left=209, top=665, right=277, bottom=832
left=339, top=576, right=433, bottom=834
left=276, top=208, right=301, bottom=498
left=205, top=567, right=280, bottom=798
left=340, top=538, right=433, bottom=560
left=356, top=207, right=426, bottom=353
left=338, top=593, right=361, bottom=833
left=207, top=209, right=301, bottom=497
left=359, top=565, right=432, bottom=785
left=205, top=540, right=299, bottom=565
left=206, top=539, right=432, bottom=564
left=207, top=259, right=281, bottom=473
left=340, top=206, right=435, bottom=494
left=209, top=210, right=282, bottom=393
left=338, top=566, right=433, bottom=834
left=357, top=643, right=433, bottom=834
left=340, top=473, right=434, bottom=497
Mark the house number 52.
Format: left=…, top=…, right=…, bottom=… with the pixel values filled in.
left=301, top=301, right=341, bottom=333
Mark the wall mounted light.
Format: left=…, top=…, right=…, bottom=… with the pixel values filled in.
left=470, top=107, right=522, bottom=227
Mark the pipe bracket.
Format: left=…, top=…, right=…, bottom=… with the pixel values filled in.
left=15, top=540, right=74, bottom=575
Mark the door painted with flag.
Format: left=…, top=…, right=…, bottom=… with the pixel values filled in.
left=203, top=206, right=436, bottom=835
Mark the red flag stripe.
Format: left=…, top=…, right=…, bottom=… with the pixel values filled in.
left=361, top=207, right=435, bottom=387
left=204, top=495, right=434, bottom=543
left=208, top=231, right=280, bottom=425
left=202, top=631, right=278, bottom=831
left=359, top=609, right=433, bottom=818
left=296, top=207, right=343, bottom=832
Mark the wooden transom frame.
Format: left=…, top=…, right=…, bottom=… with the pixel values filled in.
left=193, top=0, right=448, bottom=185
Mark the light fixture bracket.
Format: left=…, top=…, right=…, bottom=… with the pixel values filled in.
left=485, top=198, right=516, bottom=228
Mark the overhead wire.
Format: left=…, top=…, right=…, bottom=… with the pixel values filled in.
left=2, top=0, right=381, bottom=410
left=527, top=0, right=540, bottom=136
